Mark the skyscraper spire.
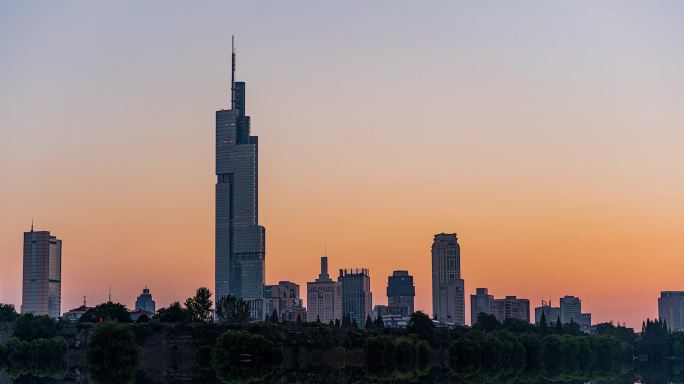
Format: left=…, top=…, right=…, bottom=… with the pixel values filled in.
left=231, top=35, right=236, bottom=109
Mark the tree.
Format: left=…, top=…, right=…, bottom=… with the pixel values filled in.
left=13, top=314, right=58, bottom=340
left=554, top=316, right=563, bottom=334
left=87, top=322, right=138, bottom=384
left=539, top=311, right=547, bottom=327
left=215, top=294, right=251, bottom=323
left=184, top=287, right=213, bottom=322
left=316, top=315, right=321, bottom=324
left=341, top=314, right=351, bottom=328
left=473, top=313, right=501, bottom=332
left=79, top=302, right=131, bottom=323
left=155, top=302, right=191, bottom=322
left=408, top=311, right=435, bottom=343
left=365, top=314, right=373, bottom=329
left=450, top=337, right=481, bottom=373
left=351, top=319, right=359, bottom=329
left=136, top=314, right=150, bottom=323
left=0, top=304, right=18, bottom=322
left=374, top=314, right=385, bottom=329
left=296, top=314, right=302, bottom=326
left=268, top=309, right=279, bottom=324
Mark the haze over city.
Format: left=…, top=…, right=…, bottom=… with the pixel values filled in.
left=1, top=1, right=683, bottom=329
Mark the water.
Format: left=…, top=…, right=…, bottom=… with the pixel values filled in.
left=1, top=367, right=682, bottom=384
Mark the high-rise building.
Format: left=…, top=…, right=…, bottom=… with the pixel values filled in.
left=21, top=226, right=61, bottom=318
left=431, top=233, right=465, bottom=325
left=135, top=287, right=156, bottom=313
left=560, top=295, right=582, bottom=324
left=215, top=38, right=266, bottom=319
left=490, top=296, right=530, bottom=323
left=306, top=256, right=341, bottom=324
left=470, top=288, right=494, bottom=325
left=658, top=291, right=684, bottom=332
left=264, top=281, right=305, bottom=322
left=387, top=270, right=415, bottom=316
left=339, top=268, right=372, bottom=327
left=534, top=300, right=560, bottom=324
left=471, top=289, right=529, bottom=324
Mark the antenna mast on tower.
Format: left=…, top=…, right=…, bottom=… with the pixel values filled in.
left=231, top=35, right=236, bottom=109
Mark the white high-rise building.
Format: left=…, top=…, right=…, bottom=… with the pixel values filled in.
left=306, top=257, right=341, bottom=324
left=22, top=226, right=61, bottom=318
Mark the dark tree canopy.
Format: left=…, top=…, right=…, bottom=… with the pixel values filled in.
left=87, top=322, right=138, bottom=384
left=155, top=302, right=191, bottom=322
left=407, top=311, right=435, bottom=343
left=215, top=294, right=250, bottom=323
left=79, top=302, right=131, bottom=323
left=13, top=314, right=58, bottom=341
left=0, top=304, right=19, bottom=322
left=184, top=287, right=213, bottom=322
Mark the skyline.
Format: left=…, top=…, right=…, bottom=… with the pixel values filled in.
left=1, top=1, right=684, bottom=328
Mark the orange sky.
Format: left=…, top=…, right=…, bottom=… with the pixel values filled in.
left=1, top=2, right=683, bottom=328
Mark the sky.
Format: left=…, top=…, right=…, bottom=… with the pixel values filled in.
left=1, top=1, right=683, bottom=328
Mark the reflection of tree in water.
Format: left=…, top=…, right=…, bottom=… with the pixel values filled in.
left=212, top=330, right=283, bottom=384
left=363, top=335, right=431, bottom=381
left=0, top=337, right=68, bottom=382
left=86, top=322, right=138, bottom=384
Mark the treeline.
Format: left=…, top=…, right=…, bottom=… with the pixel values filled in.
left=0, top=306, right=68, bottom=380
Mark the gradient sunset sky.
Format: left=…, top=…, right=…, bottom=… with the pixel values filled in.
left=1, top=1, right=683, bottom=328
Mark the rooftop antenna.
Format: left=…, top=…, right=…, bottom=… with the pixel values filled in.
left=231, top=35, right=236, bottom=109
left=83, top=296, right=87, bottom=307
left=108, top=286, right=112, bottom=303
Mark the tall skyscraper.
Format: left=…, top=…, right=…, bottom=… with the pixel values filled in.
left=215, top=38, right=266, bottom=319
left=307, top=256, right=341, bottom=324
left=387, top=270, right=415, bottom=316
left=339, top=268, right=372, bottom=327
left=431, top=233, right=465, bottom=325
left=658, top=291, right=684, bottom=332
left=470, top=288, right=493, bottom=325
left=22, top=226, right=61, bottom=318
left=135, top=287, right=156, bottom=313
left=560, top=295, right=582, bottom=324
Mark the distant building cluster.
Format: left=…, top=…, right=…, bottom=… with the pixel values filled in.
left=470, top=288, right=530, bottom=324
left=533, top=296, right=592, bottom=333
left=15, top=42, right=676, bottom=334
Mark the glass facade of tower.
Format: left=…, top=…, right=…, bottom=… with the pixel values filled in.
left=22, top=229, right=61, bottom=318
left=339, top=268, right=372, bottom=327
left=215, top=61, right=266, bottom=320
left=387, top=270, right=415, bottom=316
left=431, top=233, right=465, bottom=325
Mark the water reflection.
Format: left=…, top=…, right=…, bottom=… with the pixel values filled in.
left=3, top=367, right=684, bottom=384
